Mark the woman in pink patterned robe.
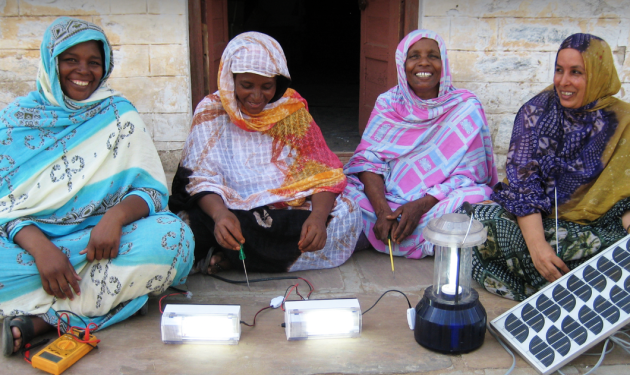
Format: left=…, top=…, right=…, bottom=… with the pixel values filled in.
left=344, top=30, right=498, bottom=259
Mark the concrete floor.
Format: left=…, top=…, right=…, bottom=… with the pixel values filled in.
left=3, top=249, right=630, bottom=375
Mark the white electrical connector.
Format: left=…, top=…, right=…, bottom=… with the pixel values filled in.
left=270, top=296, right=284, bottom=309
left=185, top=291, right=193, bottom=299
left=407, top=308, right=416, bottom=330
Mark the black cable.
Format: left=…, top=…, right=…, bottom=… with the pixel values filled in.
left=167, top=285, right=190, bottom=294
left=361, top=289, right=412, bottom=315
left=240, top=306, right=272, bottom=327
left=209, top=274, right=314, bottom=295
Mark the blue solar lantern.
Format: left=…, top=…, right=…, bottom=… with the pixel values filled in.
left=415, top=213, right=488, bottom=353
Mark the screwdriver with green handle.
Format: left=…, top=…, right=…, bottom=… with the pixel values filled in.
left=239, top=244, right=250, bottom=288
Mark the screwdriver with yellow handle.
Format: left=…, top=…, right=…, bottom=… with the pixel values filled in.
left=388, top=234, right=395, bottom=277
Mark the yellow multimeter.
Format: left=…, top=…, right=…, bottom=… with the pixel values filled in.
left=31, top=329, right=97, bottom=375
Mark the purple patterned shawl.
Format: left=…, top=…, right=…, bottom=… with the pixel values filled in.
left=492, top=33, right=629, bottom=222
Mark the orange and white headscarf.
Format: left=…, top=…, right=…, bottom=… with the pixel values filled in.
left=170, top=32, right=347, bottom=212
left=218, top=32, right=304, bottom=132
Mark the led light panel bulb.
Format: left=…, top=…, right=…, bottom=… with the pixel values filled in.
left=161, top=304, right=241, bottom=345
left=284, top=299, right=362, bottom=340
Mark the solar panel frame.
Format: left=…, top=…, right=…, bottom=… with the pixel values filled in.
left=490, top=234, right=630, bottom=375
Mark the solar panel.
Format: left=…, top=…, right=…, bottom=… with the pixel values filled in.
left=491, top=234, right=630, bottom=375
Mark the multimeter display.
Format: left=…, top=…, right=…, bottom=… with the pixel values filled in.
left=38, top=351, right=63, bottom=363
left=31, top=329, right=97, bottom=375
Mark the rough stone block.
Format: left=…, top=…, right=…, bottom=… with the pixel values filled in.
left=420, top=17, right=450, bottom=45
left=498, top=18, right=577, bottom=51
left=585, top=17, right=630, bottom=48
left=150, top=44, right=188, bottom=76
left=448, top=17, right=497, bottom=51
left=108, top=76, right=190, bottom=113
left=95, top=14, right=186, bottom=45
left=424, top=0, right=630, bottom=18
left=495, top=154, right=507, bottom=178
left=108, top=0, right=147, bottom=15
left=0, top=80, right=35, bottom=109
left=0, top=49, right=39, bottom=82
left=152, top=112, right=191, bottom=142
left=455, top=81, right=548, bottom=114
left=617, top=83, right=630, bottom=103
left=449, top=51, right=550, bottom=83
left=19, top=0, right=109, bottom=16
left=147, top=0, right=186, bottom=15
left=110, top=45, right=150, bottom=78
left=0, top=0, right=19, bottom=16
left=620, top=51, right=630, bottom=83
left=485, top=114, right=515, bottom=155
left=138, top=112, right=153, bottom=138
left=0, top=16, right=59, bottom=49
left=155, top=140, right=185, bottom=152
left=158, top=149, right=183, bottom=173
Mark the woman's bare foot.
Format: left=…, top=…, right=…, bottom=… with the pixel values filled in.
left=208, top=251, right=232, bottom=274
left=9, top=316, right=52, bottom=354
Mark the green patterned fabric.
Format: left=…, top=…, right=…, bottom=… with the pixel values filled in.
left=462, top=198, right=630, bottom=301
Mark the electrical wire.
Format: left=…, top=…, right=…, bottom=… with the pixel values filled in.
left=361, top=289, right=411, bottom=315
left=282, top=283, right=301, bottom=311
left=490, top=324, right=630, bottom=375
left=159, top=291, right=192, bottom=313
left=240, top=306, right=272, bottom=327
left=208, top=274, right=315, bottom=297
left=487, top=324, right=516, bottom=375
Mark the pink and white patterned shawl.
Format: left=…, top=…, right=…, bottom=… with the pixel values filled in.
left=344, top=29, right=498, bottom=258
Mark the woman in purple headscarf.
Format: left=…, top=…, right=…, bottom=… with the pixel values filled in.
left=467, top=33, right=630, bottom=301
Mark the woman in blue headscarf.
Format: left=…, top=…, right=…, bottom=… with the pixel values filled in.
left=0, top=17, right=194, bottom=356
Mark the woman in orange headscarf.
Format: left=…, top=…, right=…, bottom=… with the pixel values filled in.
left=169, top=32, right=362, bottom=274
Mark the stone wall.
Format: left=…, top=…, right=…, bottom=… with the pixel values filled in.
left=3, top=1, right=630, bottom=178
left=0, top=0, right=191, bottom=172
left=420, top=0, right=630, bottom=177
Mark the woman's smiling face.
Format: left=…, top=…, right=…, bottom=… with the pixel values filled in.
left=554, top=48, right=587, bottom=109
left=58, top=40, right=104, bottom=101
left=234, top=73, right=277, bottom=115
left=405, top=38, right=442, bottom=100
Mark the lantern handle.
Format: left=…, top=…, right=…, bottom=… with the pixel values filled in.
left=461, top=201, right=475, bottom=247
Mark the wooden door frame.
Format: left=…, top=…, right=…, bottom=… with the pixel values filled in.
left=188, top=0, right=229, bottom=112
left=358, top=0, right=418, bottom=134
left=188, top=0, right=419, bottom=124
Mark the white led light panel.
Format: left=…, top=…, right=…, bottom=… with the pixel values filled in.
left=491, top=234, right=630, bottom=375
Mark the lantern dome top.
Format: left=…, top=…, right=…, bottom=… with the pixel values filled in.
left=423, top=213, right=487, bottom=247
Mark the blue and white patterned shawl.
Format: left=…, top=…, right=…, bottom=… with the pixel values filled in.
left=0, top=17, right=167, bottom=240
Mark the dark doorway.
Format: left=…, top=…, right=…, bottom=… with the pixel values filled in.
left=227, top=0, right=362, bottom=152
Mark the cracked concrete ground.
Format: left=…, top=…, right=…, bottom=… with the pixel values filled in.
left=2, top=249, right=629, bottom=375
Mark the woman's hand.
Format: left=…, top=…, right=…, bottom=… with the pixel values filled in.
left=387, top=195, right=438, bottom=243
left=198, top=194, right=244, bottom=251
left=529, top=242, right=570, bottom=282
left=358, top=171, right=397, bottom=244
left=373, top=208, right=397, bottom=243
left=35, top=244, right=82, bottom=300
left=80, top=195, right=149, bottom=261
left=517, top=213, right=570, bottom=283
left=14, top=225, right=81, bottom=300
left=298, top=191, right=337, bottom=252
left=299, top=212, right=328, bottom=252
left=213, top=209, right=245, bottom=250
left=80, top=215, right=123, bottom=261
